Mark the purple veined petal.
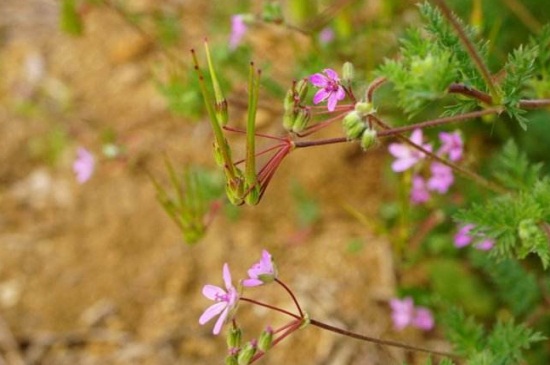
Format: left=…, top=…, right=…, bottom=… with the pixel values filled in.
left=313, top=89, right=330, bottom=104
left=388, top=143, right=410, bottom=159
left=212, top=307, right=229, bottom=335
left=323, top=68, right=339, bottom=80
left=202, top=285, right=225, bottom=300
left=391, top=157, right=417, bottom=172
left=199, top=301, right=227, bottom=325
left=309, top=73, right=328, bottom=87
left=222, top=263, right=232, bottom=290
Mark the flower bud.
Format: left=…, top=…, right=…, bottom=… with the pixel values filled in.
left=237, top=340, right=257, bottom=365
left=245, top=183, right=261, bottom=206
left=360, top=128, right=377, bottom=151
left=342, top=62, right=354, bottom=86
left=226, top=326, right=242, bottom=350
left=283, top=108, right=296, bottom=131
left=342, top=111, right=365, bottom=140
left=225, top=351, right=239, bottom=365
left=225, top=172, right=245, bottom=206
left=258, top=326, right=274, bottom=352
left=354, top=101, right=376, bottom=117
left=295, top=79, right=309, bottom=102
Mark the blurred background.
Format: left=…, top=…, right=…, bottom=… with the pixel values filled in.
left=0, top=0, right=548, bottom=364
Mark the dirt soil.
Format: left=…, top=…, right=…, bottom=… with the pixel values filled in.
left=0, top=1, right=445, bottom=364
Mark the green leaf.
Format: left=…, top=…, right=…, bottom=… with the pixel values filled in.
left=486, top=320, right=547, bottom=365
left=442, top=308, right=485, bottom=356
left=492, top=140, right=542, bottom=191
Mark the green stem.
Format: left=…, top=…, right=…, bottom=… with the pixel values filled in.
left=246, top=64, right=260, bottom=187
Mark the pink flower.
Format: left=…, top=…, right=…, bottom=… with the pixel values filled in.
left=229, top=15, right=248, bottom=50
left=388, top=129, right=432, bottom=172
left=389, top=297, right=434, bottom=331
left=454, top=224, right=494, bottom=251
left=318, top=27, right=335, bottom=45
left=242, top=250, right=278, bottom=287
left=411, top=175, right=430, bottom=204
left=427, top=162, right=454, bottom=193
left=73, top=147, right=95, bottom=184
left=438, top=131, right=463, bottom=161
left=199, top=263, right=239, bottom=335
left=454, top=224, right=474, bottom=248
left=309, top=68, right=346, bottom=112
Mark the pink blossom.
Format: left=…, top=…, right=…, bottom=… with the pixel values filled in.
left=388, top=129, right=432, bottom=172
left=199, top=263, right=239, bottom=335
left=427, top=162, right=454, bottom=193
left=309, top=68, right=346, bottom=112
left=389, top=297, right=434, bottom=331
left=411, top=175, right=430, bottom=204
left=438, top=131, right=463, bottom=161
left=318, top=27, right=335, bottom=44
left=73, top=147, right=95, bottom=184
left=454, top=224, right=474, bottom=248
left=242, top=250, right=278, bottom=287
left=454, top=224, right=494, bottom=251
left=229, top=15, right=248, bottom=50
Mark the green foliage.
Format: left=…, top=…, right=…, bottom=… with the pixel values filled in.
left=472, top=255, right=540, bottom=317
left=492, top=140, right=542, bottom=190
left=443, top=309, right=546, bottom=364
left=60, top=0, right=84, bottom=36
left=456, top=141, right=550, bottom=268
left=150, top=160, right=224, bottom=244
left=501, top=44, right=538, bottom=129
left=529, top=24, right=550, bottom=98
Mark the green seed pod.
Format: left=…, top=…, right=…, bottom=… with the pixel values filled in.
left=237, top=341, right=257, bottom=365
left=225, top=354, right=239, bottom=365
left=245, top=183, right=261, bottom=206
left=342, top=111, right=365, bottom=140
left=213, top=140, right=231, bottom=167
left=360, top=128, right=377, bottom=151
left=292, top=108, right=311, bottom=133
left=225, top=171, right=245, bottom=206
left=283, top=108, right=296, bottom=131
left=295, top=79, right=309, bottom=102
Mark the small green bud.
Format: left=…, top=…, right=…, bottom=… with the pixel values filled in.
left=292, top=108, right=311, bottom=133
left=225, top=171, right=245, bottom=206
left=518, top=219, right=540, bottom=243
left=342, top=111, right=365, bottom=140
left=283, top=89, right=294, bottom=112
left=360, top=128, right=377, bottom=151
left=283, top=109, right=296, bottom=131
left=237, top=340, right=257, bottom=365
left=226, top=326, right=242, bottom=350
left=295, top=79, right=309, bottom=102
left=258, top=327, right=274, bottom=352
left=354, top=101, right=376, bottom=117
left=342, top=62, right=354, bottom=86
left=216, top=99, right=229, bottom=126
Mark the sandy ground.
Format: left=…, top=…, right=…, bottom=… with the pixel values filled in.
left=0, top=1, right=446, bottom=364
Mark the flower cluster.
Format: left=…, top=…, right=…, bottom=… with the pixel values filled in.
left=454, top=224, right=494, bottom=251
left=389, top=297, right=434, bottom=331
left=388, top=130, right=463, bottom=204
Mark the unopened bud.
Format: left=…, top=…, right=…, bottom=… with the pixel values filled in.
left=342, top=111, right=365, bottom=140
left=360, top=128, right=377, bottom=151
left=258, top=327, right=274, bottom=352
left=354, top=101, right=376, bottom=117
left=295, top=79, right=309, bottom=102
left=227, top=326, right=242, bottom=350
left=237, top=340, right=257, bottom=365
left=283, top=108, right=296, bottom=131
left=225, top=171, right=245, bottom=206
left=225, top=353, right=239, bottom=365
left=245, top=183, right=261, bottom=206
left=342, top=62, right=354, bottom=86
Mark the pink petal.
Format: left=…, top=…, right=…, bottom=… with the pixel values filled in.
left=323, top=68, right=338, bottom=80
left=412, top=308, right=434, bottom=330
left=388, top=143, right=409, bottom=158
left=212, top=308, right=229, bottom=335
left=392, top=157, right=417, bottom=172
left=335, top=86, right=346, bottom=101
left=410, top=129, right=423, bottom=145
left=242, top=278, right=262, bottom=287
left=222, top=263, right=232, bottom=290
left=313, top=89, right=330, bottom=104
left=309, top=73, right=328, bottom=87
left=202, top=285, right=225, bottom=300
left=327, top=95, right=338, bottom=111
left=199, top=302, right=226, bottom=325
